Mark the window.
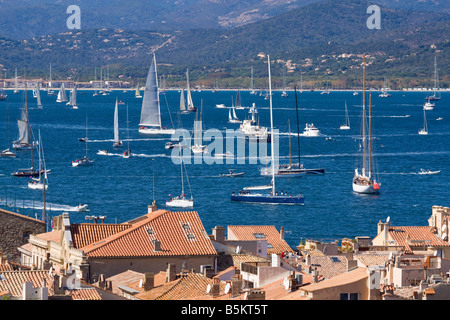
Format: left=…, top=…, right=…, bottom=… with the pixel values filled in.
left=330, top=257, right=341, bottom=263
left=340, top=293, right=359, bottom=300
left=253, top=233, right=266, bottom=239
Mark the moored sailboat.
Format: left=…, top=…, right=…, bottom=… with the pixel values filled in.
left=28, top=130, right=48, bottom=190
left=166, top=159, right=193, bottom=208
left=231, top=56, right=305, bottom=205
left=340, top=101, right=351, bottom=130
left=72, top=117, right=94, bottom=167
left=352, top=55, right=380, bottom=195
left=418, top=108, right=429, bottom=135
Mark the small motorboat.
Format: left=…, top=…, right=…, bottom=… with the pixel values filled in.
left=72, top=156, right=94, bottom=167
left=97, top=150, right=109, bottom=155
left=0, top=148, right=16, bottom=157
left=436, top=117, right=443, bottom=121
left=75, top=204, right=89, bottom=212
left=78, top=137, right=88, bottom=142
left=214, top=151, right=234, bottom=159
left=418, top=169, right=440, bottom=175
left=220, top=169, right=244, bottom=177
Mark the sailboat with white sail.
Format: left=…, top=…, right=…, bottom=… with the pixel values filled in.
left=113, top=98, right=123, bottom=148
left=418, top=109, right=428, bottom=135
left=28, top=130, right=48, bottom=190
left=191, top=100, right=207, bottom=154
left=166, top=159, right=193, bottom=208
left=12, top=81, right=36, bottom=151
left=35, top=83, right=43, bottom=109
left=66, top=85, right=78, bottom=109
left=138, top=54, right=175, bottom=135
left=135, top=83, right=142, bottom=98
left=352, top=55, right=380, bottom=194
left=231, top=56, right=305, bottom=205
left=228, top=102, right=241, bottom=124
left=72, top=117, right=94, bottom=167
left=179, top=88, right=189, bottom=114
left=56, top=83, right=68, bottom=103
left=186, top=69, right=197, bottom=112
left=340, top=101, right=350, bottom=130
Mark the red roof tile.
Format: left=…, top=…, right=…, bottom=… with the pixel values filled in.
left=388, top=226, right=450, bottom=253
left=82, top=210, right=217, bottom=258
left=227, top=225, right=293, bottom=254
left=70, top=223, right=130, bottom=249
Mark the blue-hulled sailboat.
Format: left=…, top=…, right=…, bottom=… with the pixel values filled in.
left=231, top=56, right=304, bottom=205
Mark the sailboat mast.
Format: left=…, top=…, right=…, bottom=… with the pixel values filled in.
left=368, top=91, right=372, bottom=177
left=294, top=87, right=301, bottom=167
left=24, top=73, right=34, bottom=170
left=268, top=56, right=275, bottom=194
left=288, top=119, right=291, bottom=167
left=362, top=55, right=366, bottom=175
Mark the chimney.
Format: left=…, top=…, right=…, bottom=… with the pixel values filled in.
left=166, top=264, right=176, bottom=283
left=312, top=268, right=319, bottom=283
left=231, top=274, right=242, bottom=297
left=305, top=254, right=311, bottom=267
left=143, top=273, right=154, bottom=291
left=245, top=289, right=266, bottom=300
left=212, top=226, right=225, bottom=243
left=148, top=200, right=157, bottom=214
left=152, top=240, right=161, bottom=252
left=280, top=226, right=285, bottom=240
left=271, top=253, right=280, bottom=268
left=210, top=277, right=220, bottom=297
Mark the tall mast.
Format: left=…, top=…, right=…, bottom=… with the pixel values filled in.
left=368, top=90, right=372, bottom=177
left=288, top=119, right=291, bottom=167
left=294, top=86, right=301, bottom=167
left=268, top=55, right=275, bottom=194
left=362, top=55, right=366, bottom=176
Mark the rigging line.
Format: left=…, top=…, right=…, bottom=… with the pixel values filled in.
left=163, top=94, right=175, bottom=130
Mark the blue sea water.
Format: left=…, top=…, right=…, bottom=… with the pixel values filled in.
left=0, top=89, right=449, bottom=248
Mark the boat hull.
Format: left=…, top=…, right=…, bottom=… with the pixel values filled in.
left=231, top=194, right=304, bottom=204
left=352, top=181, right=380, bottom=194
left=165, top=199, right=193, bottom=208
left=139, top=127, right=176, bottom=135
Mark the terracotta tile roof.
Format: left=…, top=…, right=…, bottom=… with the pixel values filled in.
left=0, top=270, right=53, bottom=297
left=388, top=226, right=450, bottom=253
left=300, top=267, right=368, bottom=292
left=68, top=288, right=102, bottom=300
left=227, top=225, right=293, bottom=254
left=216, top=252, right=270, bottom=271
left=262, top=272, right=314, bottom=300
left=70, top=223, right=130, bottom=249
left=82, top=210, right=217, bottom=258
left=103, top=269, right=145, bottom=296
left=297, top=255, right=349, bottom=280
left=355, top=253, right=391, bottom=267
left=0, top=208, right=45, bottom=225
left=155, top=273, right=226, bottom=300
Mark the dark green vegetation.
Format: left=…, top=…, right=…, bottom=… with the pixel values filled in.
left=0, top=0, right=448, bottom=89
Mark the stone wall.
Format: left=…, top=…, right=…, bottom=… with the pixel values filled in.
left=0, top=208, right=45, bottom=263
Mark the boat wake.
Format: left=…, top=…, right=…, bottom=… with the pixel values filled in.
left=0, top=199, right=88, bottom=212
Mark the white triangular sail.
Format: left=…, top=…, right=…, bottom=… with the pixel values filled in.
left=36, top=83, right=42, bottom=108
left=67, top=85, right=77, bottom=107
left=114, top=98, right=120, bottom=143
left=139, top=54, right=161, bottom=129
left=186, top=69, right=195, bottom=110
left=16, top=109, right=29, bottom=144
left=180, top=88, right=186, bottom=111
left=57, top=83, right=68, bottom=102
